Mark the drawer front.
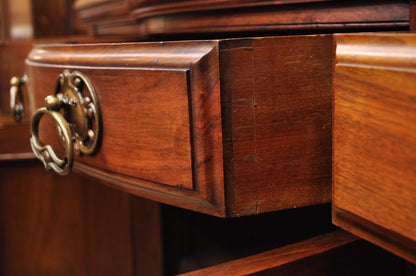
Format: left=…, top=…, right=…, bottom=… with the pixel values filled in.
left=30, top=65, right=195, bottom=189
left=27, top=35, right=333, bottom=217
left=27, top=41, right=226, bottom=215
left=333, top=33, right=416, bottom=263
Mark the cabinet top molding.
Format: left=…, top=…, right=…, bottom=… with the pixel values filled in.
left=73, top=0, right=409, bottom=37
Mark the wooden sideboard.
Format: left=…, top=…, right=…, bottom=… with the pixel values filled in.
left=1, top=0, right=416, bottom=274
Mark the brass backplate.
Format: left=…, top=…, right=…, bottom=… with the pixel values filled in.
left=54, top=70, right=101, bottom=156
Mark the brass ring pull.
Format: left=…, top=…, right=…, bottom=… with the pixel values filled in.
left=10, top=75, right=27, bottom=121
left=30, top=106, right=74, bottom=175
left=30, top=70, right=101, bottom=175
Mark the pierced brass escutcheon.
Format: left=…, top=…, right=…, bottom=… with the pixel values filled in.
left=30, top=70, right=101, bottom=175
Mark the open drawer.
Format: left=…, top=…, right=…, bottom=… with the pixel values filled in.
left=26, top=35, right=332, bottom=217
left=333, top=33, right=416, bottom=263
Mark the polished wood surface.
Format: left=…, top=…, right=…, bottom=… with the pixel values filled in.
left=333, top=33, right=416, bottom=263
left=0, top=0, right=10, bottom=38
left=141, top=1, right=409, bottom=37
left=27, top=40, right=226, bottom=216
left=181, top=230, right=405, bottom=276
left=74, top=0, right=409, bottom=37
left=411, top=0, right=416, bottom=32
left=221, top=35, right=332, bottom=216
left=0, top=115, right=33, bottom=160
left=26, top=35, right=332, bottom=217
left=0, top=160, right=162, bottom=275
left=76, top=0, right=330, bottom=23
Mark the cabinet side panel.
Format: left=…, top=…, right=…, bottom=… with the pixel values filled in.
left=227, top=35, right=332, bottom=216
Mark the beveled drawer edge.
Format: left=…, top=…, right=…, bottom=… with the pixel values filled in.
left=333, top=207, right=416, bottom=264
left=0, top=152, right=35, bottom=161
left=74, top=162, right=226, bottom=217
left=334, top=33, right=416, bottom=70
left=27, top=40, right=220, bottom=69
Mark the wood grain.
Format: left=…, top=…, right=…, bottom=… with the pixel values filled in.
left=221, top=35, right=333, bottom=216
left=141, top=1, right=409, bottom=36
left=411, top=0, right=416, bottom=32
left=31, top=0, right=73, bottom=37
left=0, top=0, right=10, bottom=38
left=131, top=196, right=164, bottom=276
left=0, top=115, right=33, bottom=160
left=75, top=1, right=409, bottom=37
left=0, top=160, right=135, bottom=275
left=333, top=33, right=416, bottom=263
left=76, top=0, right=330, bottom=22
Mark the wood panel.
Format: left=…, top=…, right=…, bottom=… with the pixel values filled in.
left=0, top=115, right=33, bottom=160
left=31, top=0, right=73, bottom=37
left=75, top=0, right=409, bottom=37
left=131, top=196, right=164, bottom=276
left=76, top=0, right=330, bottom=22
left=0, top=160, right=164, bottom=275
left=0, top=160, right=133, bottom=275
left=141, top=1, right=409, bottom=36
left=333, top=33, right=416, bottom=263
left=75, top=0, right=131, bottom=21
left=221, top=35, right=332, bottom=216
left=411, top=0, right=416, bottom=32
left=0, top=0, right=10, bottom=38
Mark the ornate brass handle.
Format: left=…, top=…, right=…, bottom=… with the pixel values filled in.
left=10, top=75, right=27, bottom=121
left=30, top=70, right=101, bottom=175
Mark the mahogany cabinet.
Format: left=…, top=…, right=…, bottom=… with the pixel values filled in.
left=1, top=0, right=416, bottom=275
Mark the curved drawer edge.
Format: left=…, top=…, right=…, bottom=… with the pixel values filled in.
left=74, top=162, right=226, bottom=217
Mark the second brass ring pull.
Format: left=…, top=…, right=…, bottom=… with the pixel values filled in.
left=30, top=70, right=101, bottom=175
left=10, top=75, right=27, bottom=121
